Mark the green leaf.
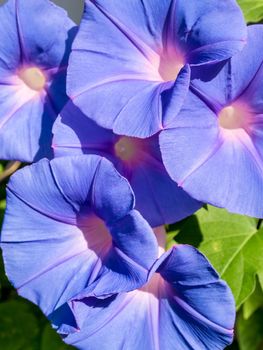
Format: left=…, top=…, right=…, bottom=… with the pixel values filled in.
left=0, top=300, right=40, bottom=350
left=198, top=206, right=263, bottom=308
left=257, top=270, right=263, bottom=290
left=166, top=213, right=203, bottom=249
left=0, top=199, right=5, bottom=224
left=41, top=324, right=74, bottom=350
left=0, top=251, right=11, bottom=294
left=237, top=0, right=263, bottom=23
left=0, top=215, right=12, bottom=295
left=226, top=340, right=240, bottom=350
left=243, top=278, right=263, bottom=319
left=237, top=308, right=263, bottom=350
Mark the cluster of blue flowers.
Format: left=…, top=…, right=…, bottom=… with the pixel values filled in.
left=0, top=0, right=260, bottom=349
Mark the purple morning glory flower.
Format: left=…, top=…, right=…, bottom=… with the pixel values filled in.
left=67, top=0, right=246, bottom=138
left=0, top=0, right=76, bottom=162
left=0, top=155, right=158, bottom=320
left=53, top=229, right=235, bottom=350
left=160, top=25, right=263, bottom=217
left=52, top=102, right=202, bottom=227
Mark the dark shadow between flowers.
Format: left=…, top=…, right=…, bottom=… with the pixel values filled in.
left=190, top=60, right=227, bottom=82
left=54, top=100, right=116, bottom=159
left=34, top=26, right=78, bottom=162
left=169, top=214, right=203, bottom=248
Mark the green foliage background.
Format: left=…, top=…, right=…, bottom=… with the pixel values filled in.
left=1, top=1, right=263, bottom=349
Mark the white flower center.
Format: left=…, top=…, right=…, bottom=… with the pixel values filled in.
left=158, top=55, right=184, bottom=82
left=18, top=67, right=46, bottom=91
left=114, top=137, right=138, bottom=161
left=218, top=103, right=250, bottom=130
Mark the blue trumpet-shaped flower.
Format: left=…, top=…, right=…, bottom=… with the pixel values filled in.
left=1, top=155, right=236, bottom=349
left=1, top=155, right=158, bottom=319
left=55, top=230, right=235, bottom=350
left=52, top=102, right=202, bottom=227
left=67, top=0, right=246, bottom=138
left=160, top=25, right=263, bottom=217
left=0, top=0, right=76, bottom=162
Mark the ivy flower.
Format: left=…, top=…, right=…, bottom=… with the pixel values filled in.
left=54, top=228, right=235, bottom=350
left=52, top=102, right=201, bottom=227
left=1, top=155, right=158, bottom=320
left=67, top=0, right=246, bottom=138
left=0, top=0, right=76, bottom=162
left=160, top=25, right=263, bottom=217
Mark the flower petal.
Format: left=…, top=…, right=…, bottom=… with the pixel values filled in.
left=89, top=158, right=135, bottom=222
left=162, top=65, right=191, bottom=128
left=112, top=82, right=164, bottom=137
left=160, top=90, right=263, bottom=217
left=68, top=0, right=245, bottom=138
left=52, top=102, right=114, bottom=157
left=12, top=0, right=74, bottom=67
left=53, top=102, right=201, bottom=226
left=0, top=0, right=20, bottom=78
left=233, top=26, right=263, bottom=113
left=160, top=91, right=219, bottom=182
left=1, top=155, right=158, bottom=317
left=67, top=0, right=160, bottom=133
left=0, top=0, right=75, bottom=161
left=72, top=210, right=158, bottom=300
left=157, top=245, right=235, bottom=349
left=0, top=87, right=56, bottom=161
left=191, top=26, right=263, bottom=109
left=130, top=157, right=202, bottom=227
left=55, top=245, right=234, bottom=350
left=174, top=0, right=246, bottom=65
left=87, top=0, right=173, bottom=52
